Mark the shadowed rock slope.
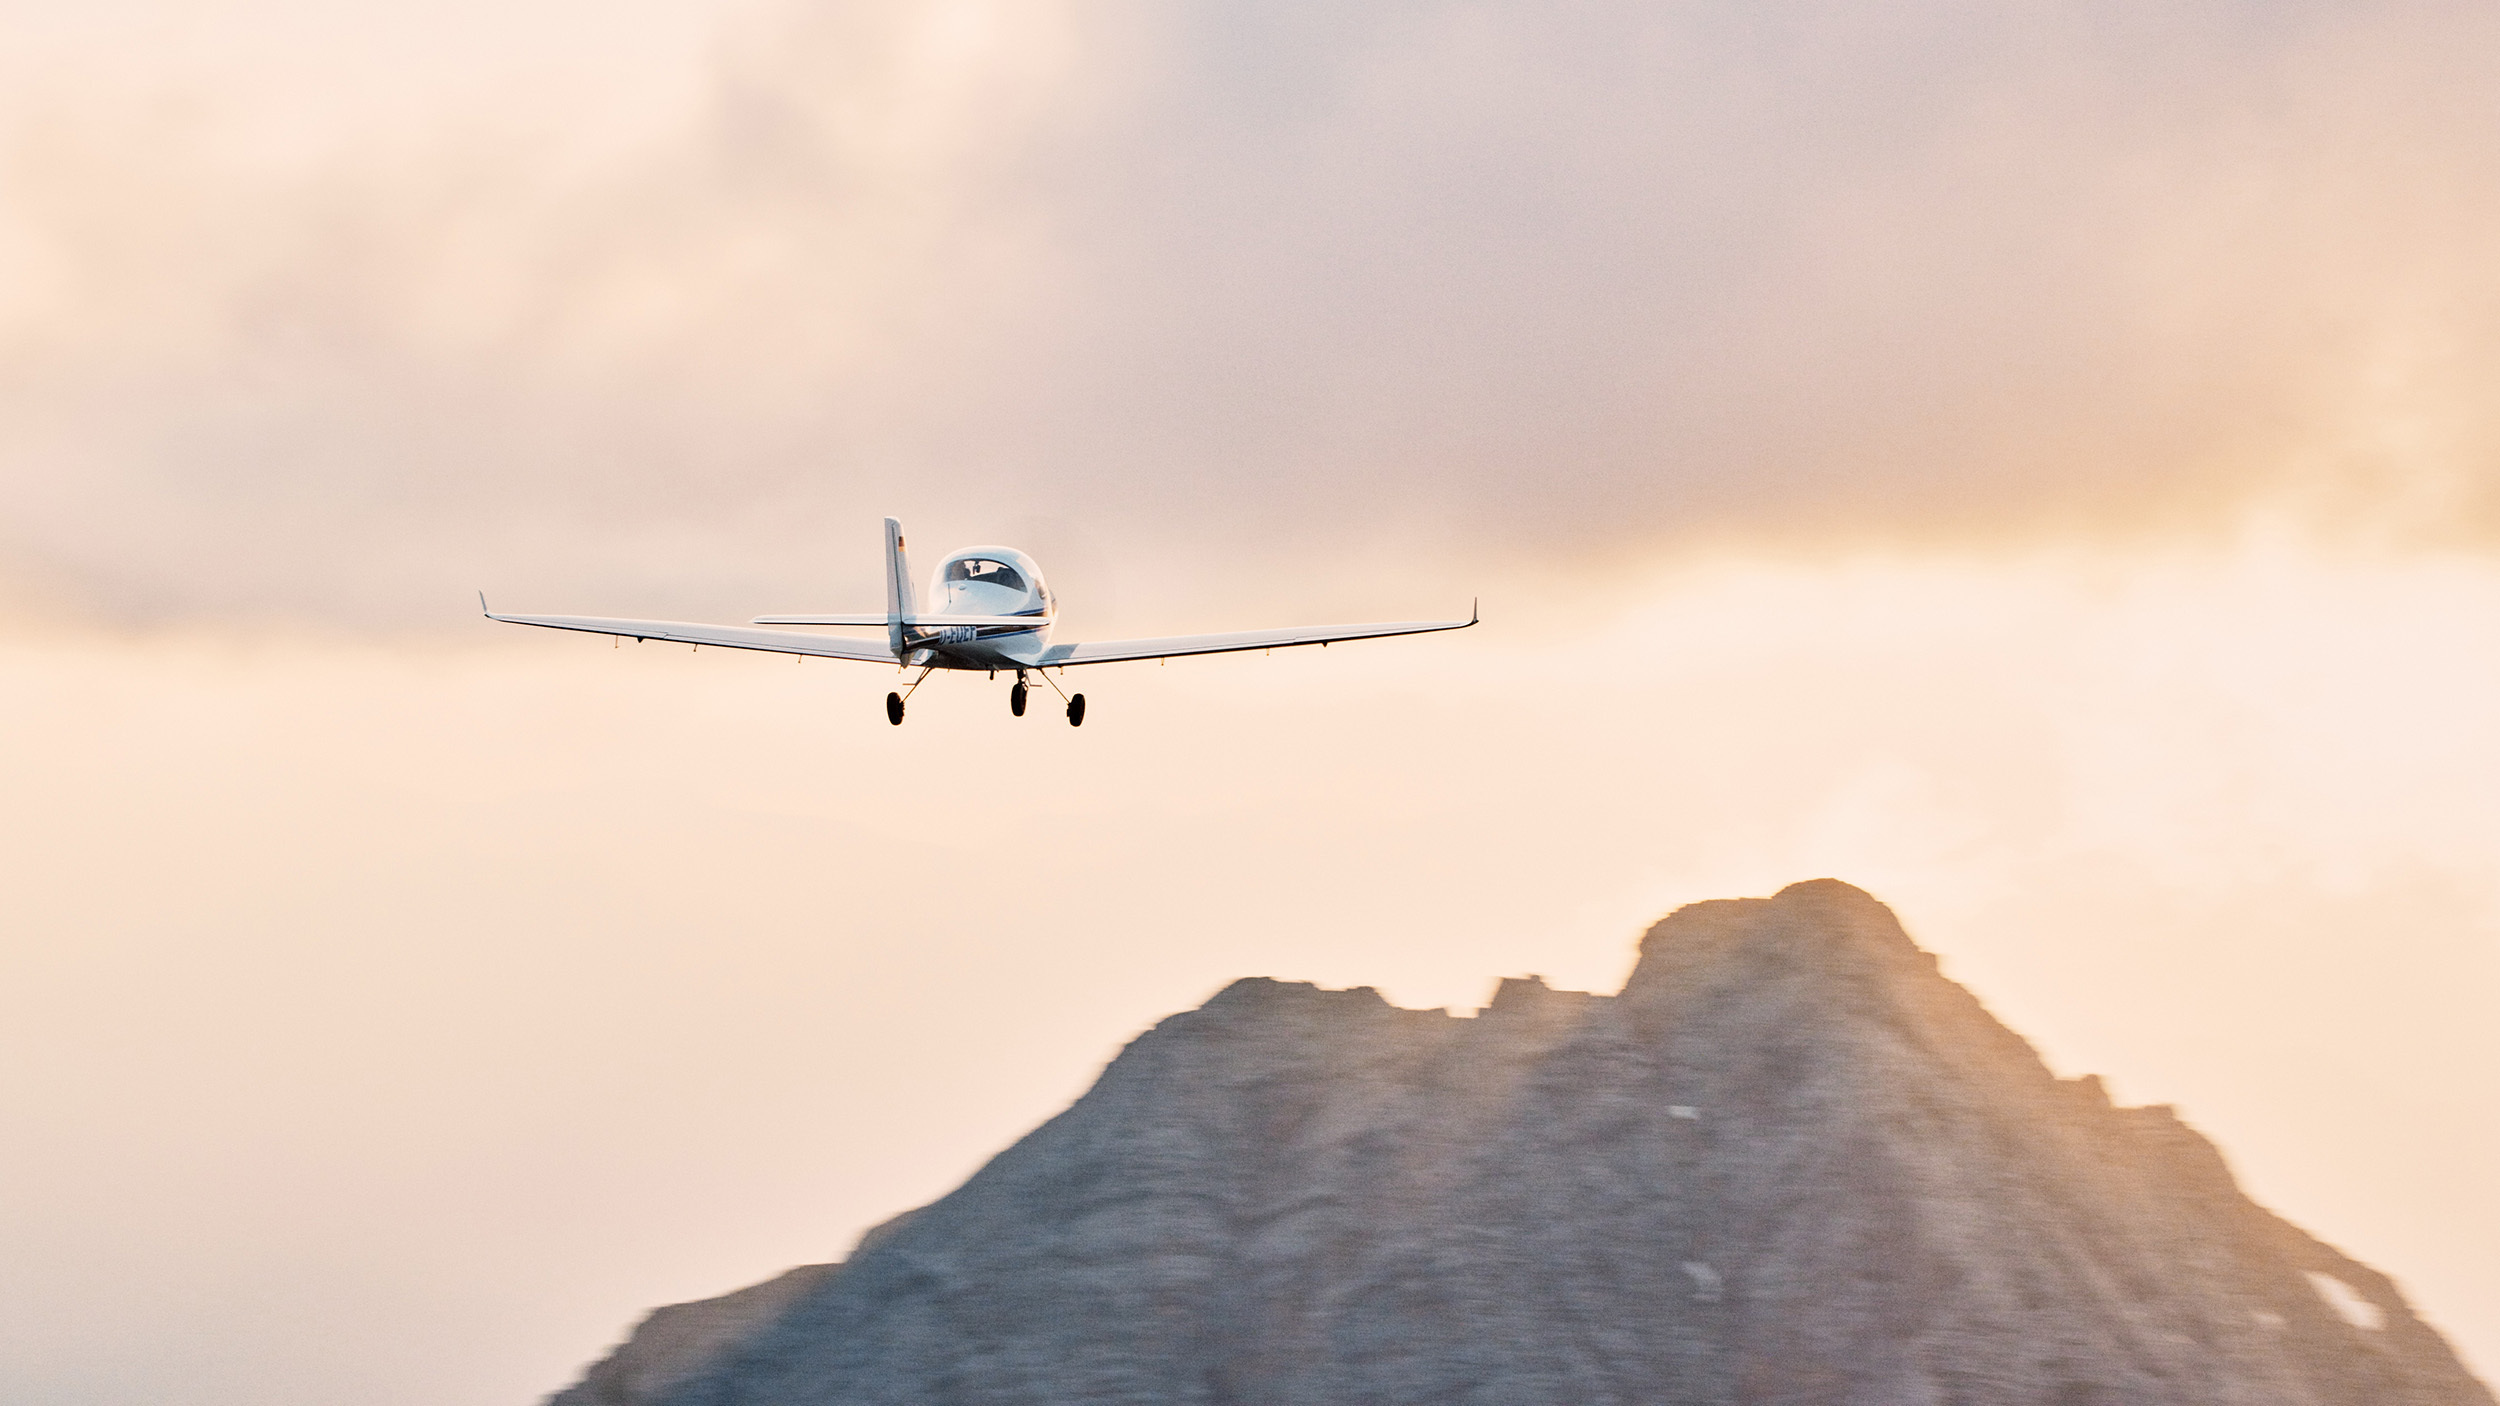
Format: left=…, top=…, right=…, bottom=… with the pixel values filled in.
left=550, top=880, right=2492, bottom=1406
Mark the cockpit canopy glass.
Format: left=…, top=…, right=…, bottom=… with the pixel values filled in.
left=943, top=557, right=1029, bottom=594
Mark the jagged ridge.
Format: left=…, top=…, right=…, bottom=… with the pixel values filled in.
left=551, top=880, right=2492, bottom=1406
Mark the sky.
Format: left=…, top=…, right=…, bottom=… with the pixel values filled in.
left=1, top=1, right=2496, bottom=1401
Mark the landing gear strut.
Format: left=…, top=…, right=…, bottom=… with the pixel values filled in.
left=1023, top=668, right=1085, bottom=727
left=887, top=665, right=934, bottom=725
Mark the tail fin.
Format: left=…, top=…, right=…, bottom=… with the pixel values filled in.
left=883, top=517, right=916, bottom=655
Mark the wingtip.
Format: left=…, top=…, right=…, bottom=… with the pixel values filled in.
left=478, top=589, right=489, bottom=618
left=1470, top=596, right=1479, bottom=625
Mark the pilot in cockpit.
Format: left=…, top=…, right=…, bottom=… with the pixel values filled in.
left=947, top=558, right=1028, bottom=594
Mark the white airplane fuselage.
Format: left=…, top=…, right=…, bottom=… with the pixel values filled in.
left=903, top=546, right=1057, bottom=672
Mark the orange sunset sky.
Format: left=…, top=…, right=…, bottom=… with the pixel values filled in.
left=2, top=3, right=2497, bottom=1402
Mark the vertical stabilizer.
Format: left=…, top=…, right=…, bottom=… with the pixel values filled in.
left=883, top=518, right=916, bottom=655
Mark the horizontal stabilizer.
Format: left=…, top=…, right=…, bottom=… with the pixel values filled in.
left=483, top=606, right=898, bottom=662
left=754, top=614, right=1047, bottom=629
left=906, top=615, right=1049, bottom=630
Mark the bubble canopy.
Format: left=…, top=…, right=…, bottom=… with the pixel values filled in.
left=934, top=549, right=1045, bottom=604
left=944, top=557, right=1028, bottom=593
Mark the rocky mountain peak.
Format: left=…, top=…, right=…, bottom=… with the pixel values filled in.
left=550, top=882, right=2491, bottom=1406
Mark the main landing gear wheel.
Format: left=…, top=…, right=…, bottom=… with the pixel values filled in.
left=1010, top=682, right=1028, bottom=717
left=1066, top=693, right=1086, bottom=727
left=886, top=692, right=905, bottom=726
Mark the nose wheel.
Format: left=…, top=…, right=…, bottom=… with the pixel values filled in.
left=1010, top=681, right=1028, bottom=717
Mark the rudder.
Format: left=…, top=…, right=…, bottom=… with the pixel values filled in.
left=883, top=518, right=916, bottom=655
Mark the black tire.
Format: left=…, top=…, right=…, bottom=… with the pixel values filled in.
left=1066, top=693, right=1086, bottom=727
left=1011, top=683, right=1028, bottom=717
left=886, top=692, right=905, bottom=726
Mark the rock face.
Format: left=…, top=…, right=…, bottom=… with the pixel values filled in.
left=551, top=880, right=2493, bottom=1406
left=549, top=1264, right=839, bottom=1406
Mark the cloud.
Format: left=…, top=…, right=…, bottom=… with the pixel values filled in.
left=4, top=0, right=2500, bottom=624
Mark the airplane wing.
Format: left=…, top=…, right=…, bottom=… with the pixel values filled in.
left=482, top=598, right=898, bottom=663
left=1039, top=609, right=1474, bottom=667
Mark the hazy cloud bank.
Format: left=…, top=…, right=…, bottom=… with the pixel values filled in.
left=4, top=0, right=2498, bottom=624
left=5, top=544, right=2498, bottom=1403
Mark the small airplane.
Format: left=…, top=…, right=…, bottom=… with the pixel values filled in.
left=483, top=518, right=1475, bottom=725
